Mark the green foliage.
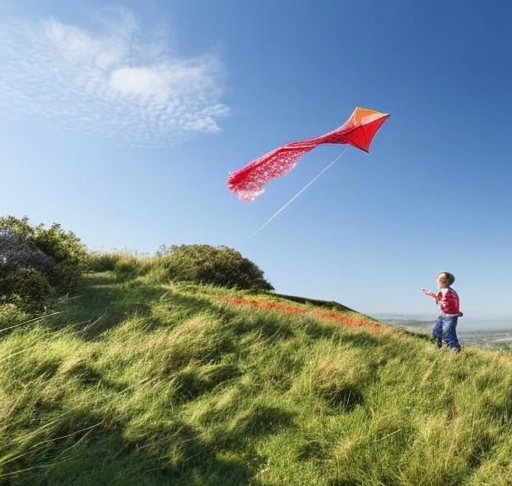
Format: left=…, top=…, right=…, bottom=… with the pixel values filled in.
left=161, top=244, right=274, bottom=291
left=32, top=221, right=89, bottom=289
left=0, top=216, right=88, bottom=309
left=0, top=303, right=29, bottom=332
left=0, top=267, right=51, bottom=309
left=0, top=217, right=55, bottom=276
left=86, top=245, right=273, bottom=292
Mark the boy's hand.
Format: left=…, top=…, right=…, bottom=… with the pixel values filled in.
left=421, top=288, right=436, bottom=298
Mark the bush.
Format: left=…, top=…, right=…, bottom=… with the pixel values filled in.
left=0, top=303, right=29, bottom=332
left=161, top=244, right=273, bottom=291
left=0, top=267, right=52, bottom=309
left=1, top=239, right=56, bottom=279
left=0, top=216, right=88, bottom=308
left=32, top=221, right=89, bottom=289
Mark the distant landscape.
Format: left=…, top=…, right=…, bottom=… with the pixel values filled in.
left=377, top=316, right=512, bottom=350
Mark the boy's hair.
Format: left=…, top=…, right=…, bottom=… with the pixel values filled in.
left=437, top=271, right=455, bottom=286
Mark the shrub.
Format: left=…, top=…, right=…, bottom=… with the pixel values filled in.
left=161, top=244, right=273, bottom=291
left=0, top=216, right=88, bottom=308
left=0, top=303, right=29, bottom=332
left=0, top=231, right=56, bottom=277
left=32, top=221, right=88, bottom=289
left=0, top=267, right=52, bottom=309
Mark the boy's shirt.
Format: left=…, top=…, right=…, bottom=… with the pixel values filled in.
left=435, top=287, right=460, bottom=316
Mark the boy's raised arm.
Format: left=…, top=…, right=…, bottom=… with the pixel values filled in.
left=421, top=288, right=436, bottom=298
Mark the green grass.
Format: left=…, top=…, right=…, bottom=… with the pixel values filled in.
left=2, top=272, right=512, bottom=485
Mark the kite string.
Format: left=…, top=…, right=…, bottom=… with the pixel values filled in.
left=249, top=147, right=349, bottom=238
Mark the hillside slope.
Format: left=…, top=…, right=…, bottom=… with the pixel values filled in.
left=1, top=273, right=512, bottom=486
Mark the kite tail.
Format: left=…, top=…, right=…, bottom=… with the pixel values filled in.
left=249, top=147, right=348, bottom=238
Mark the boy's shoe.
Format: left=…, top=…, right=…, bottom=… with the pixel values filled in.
left=446, top=345, right=461, bottom=352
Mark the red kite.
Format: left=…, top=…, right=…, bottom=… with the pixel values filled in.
left=228, top=106, right=390, bottom=201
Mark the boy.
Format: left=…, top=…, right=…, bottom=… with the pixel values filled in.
left=422, top=271, right=463, bottom=351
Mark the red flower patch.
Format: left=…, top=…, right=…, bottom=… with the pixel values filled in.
left=220, top=296, right=382, bottom=333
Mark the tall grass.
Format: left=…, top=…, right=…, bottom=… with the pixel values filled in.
left=1, top=271, right=512, bottom=485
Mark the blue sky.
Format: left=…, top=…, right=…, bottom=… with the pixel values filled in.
left=2, top=0, right=512, bottom=321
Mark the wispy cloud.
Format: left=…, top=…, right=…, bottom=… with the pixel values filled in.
left=0, top=9, right=229, bottom=145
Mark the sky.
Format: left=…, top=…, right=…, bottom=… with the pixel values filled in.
left=2, top=0, right=512, bottom=322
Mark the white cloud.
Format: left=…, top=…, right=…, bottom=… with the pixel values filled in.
left=0, top=9, right=229, bottom=146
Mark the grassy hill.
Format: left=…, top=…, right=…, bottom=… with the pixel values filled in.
left=2, top=272, right=512, bottom=486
